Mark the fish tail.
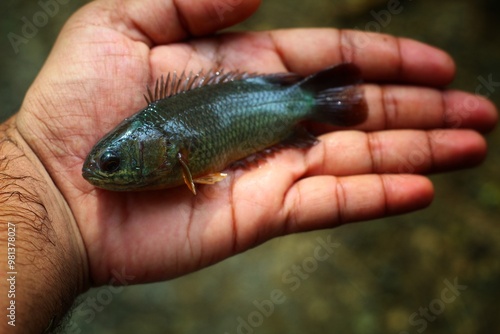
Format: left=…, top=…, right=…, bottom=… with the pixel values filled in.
left=299, top=63, right=368, bottom=126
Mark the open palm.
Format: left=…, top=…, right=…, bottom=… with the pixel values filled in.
left=15, top=0, right=496, bottom=285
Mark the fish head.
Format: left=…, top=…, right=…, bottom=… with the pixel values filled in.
left=82, top=119, right=180, bottom=190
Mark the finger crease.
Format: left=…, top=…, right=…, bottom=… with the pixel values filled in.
left=425, top=132, right=436, bottom=172
left=213, top=40, right=226, bottom=69
left=111, top=3, right=153, bottom=45
left=172, top=0, right=193, bottom=37
left=380, top=85, right=396, bottom=129
left=317, top=139, right=327, bottom=175
left=268, top=32, right=291, bottom=72
left=378, top=175, right=389, bottom=216
left=440, top=91, right=450, bottom=127
left=394, top=36, right=404, bottom=80
left=285, top=183, right=301, bottom=234
left=335, top=177, right=346, bottom=224
left=123, top=15, right=153, bottom=46
left=338, top=29, right=355, bottom=64
left=366, top=132, right=378, bottom=173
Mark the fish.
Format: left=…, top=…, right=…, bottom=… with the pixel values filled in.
left=82, top=63, right=367, bottom=194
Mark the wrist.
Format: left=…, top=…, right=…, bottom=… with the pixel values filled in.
left=0, top=116, right=88, bottom=333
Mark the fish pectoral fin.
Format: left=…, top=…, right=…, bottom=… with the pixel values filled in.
left=177, top=152, right=196, bottom=195
left=194, top=173, right=228, bottom=185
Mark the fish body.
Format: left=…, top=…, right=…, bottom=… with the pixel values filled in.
left=82, top=64, right=367, bottom=194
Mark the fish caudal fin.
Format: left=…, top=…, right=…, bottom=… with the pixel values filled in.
left=300, top=63, right=368, bottom=126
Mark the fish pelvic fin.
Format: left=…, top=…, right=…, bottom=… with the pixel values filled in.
left=177, top=152, right=196, bottom=195
left=177, top=151, right=228, bottom=194
left=194, top=173, right=228, bottom=185
left=300, top=63, right=368, bottom=126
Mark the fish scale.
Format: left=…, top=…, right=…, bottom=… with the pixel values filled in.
left=155, top=81, right=308, bottom=172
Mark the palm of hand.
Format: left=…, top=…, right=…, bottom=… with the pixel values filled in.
left=14, top=2, right=495, bottom=285
left=15, top=6, right=321, bottom=285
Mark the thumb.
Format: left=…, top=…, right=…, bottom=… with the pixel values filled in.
left=72, top=0, right=262, bottom=45
left=173, top=0, right=262, bottom=37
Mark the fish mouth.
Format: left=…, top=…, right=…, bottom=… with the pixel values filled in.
left=82, top=170, right=102, bottom=186
left=82, top=160, right=104, bottom=184
left=81, top=166, right=118, bottom=189
left=82, top=161, right=138, bottom=190
left=81, top=166, right=94, bottom=180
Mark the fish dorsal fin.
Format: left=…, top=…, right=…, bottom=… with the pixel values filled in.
left=143, top=69, right=259, bottom=104
left=143, top=69, right=304, bottom=104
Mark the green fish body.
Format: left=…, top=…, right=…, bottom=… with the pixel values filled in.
left=82, top=64, right=367, bottom=194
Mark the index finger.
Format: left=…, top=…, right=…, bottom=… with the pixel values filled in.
left=269, top=28, right=455, bottom=86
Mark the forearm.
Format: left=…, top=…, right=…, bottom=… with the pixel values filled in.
left=0, top=116, right=88, bottom=333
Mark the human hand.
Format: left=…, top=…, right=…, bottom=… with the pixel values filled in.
left=15, top=0, right=497, bottom=287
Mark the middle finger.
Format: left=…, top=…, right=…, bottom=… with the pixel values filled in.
left=309, top=85, right=497, bottom=134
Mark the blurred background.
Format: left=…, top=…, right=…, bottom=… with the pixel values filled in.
left=1, top=0, right=499, bottom=333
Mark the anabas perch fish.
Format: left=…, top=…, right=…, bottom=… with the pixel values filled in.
left=82, top=63, right=367, bottom=194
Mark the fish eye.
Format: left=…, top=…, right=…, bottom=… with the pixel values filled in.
left=99, top=151, right=121, bottom=173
